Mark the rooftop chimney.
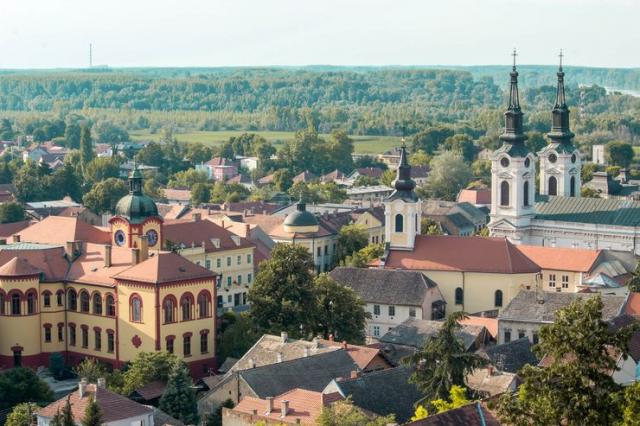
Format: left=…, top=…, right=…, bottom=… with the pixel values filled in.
left=131, top=247, right=140, bottom=265
left=248, top=358, right=255, bottom=369
left=281, top=331, right=288, bottom=343
left=350, top=370, right=361, bottom=379
left=104, top=245, right=112, bottom=268
left=139, top=235, right=149, bottom=262
left=281, top=400, right=289, bottom=418
left=78, top=379, right=88, bottom=398
left=303, top=347, right=310, bottom=357
left=11, top=234, right=20, bottom=243
left=66, top=240, right=82, bottom=260
left=97, top=377, right=106, bottom=388
left=342, top=341, right=348, bottom=350
left=277, top=352, right=283, bottom=363
left=265, top=397, right=274, bottom=415
left=193, top=212, right=201, bottom=222
left=245, top=223, right=251, bottom=236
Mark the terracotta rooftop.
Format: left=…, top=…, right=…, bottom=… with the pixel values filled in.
left=0, top=256, right=41, bottom=276
left=205, top=157, right=236, bottom=167
left=516, top=245, right=601, bottom=273
left=66, top=243, right=139, bottom=286
left=163, top=188, right=192, bottom=202
left=232, top=388, right=342, bottom=425
left=459, top=316, right=499, bottom=340
left=319, top=339, right=387, bottom=371
left=457, top=188, right=492, bottom=205
left=163, top=217, right=255, bottom=253
left=113, top=251, right=215, bottom=284
left=0, top=245, right=68, bottom=281
left=624, top=293, right=640, bottom=319
left=0, top=220, right=31, bottom=239
left=17, top=216, right=110, bottom=245
left=38, top=383, right=153, bottom=423
left=384, top=235, right=540, bottom=274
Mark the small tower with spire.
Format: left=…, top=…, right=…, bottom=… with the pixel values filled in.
left=538, top=50, right=581, bottom=198
left=383, top=139, right=422, bottom=251
left=488, top=50, right=536, bottom=242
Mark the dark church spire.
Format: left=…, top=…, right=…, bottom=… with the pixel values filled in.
left=385, top=139, right=417, bottom=202
left=500, top=49, right=528, bottom=146
left=548, top=50, right=575, bottom=143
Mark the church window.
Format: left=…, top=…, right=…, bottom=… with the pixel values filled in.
left=43, top=292, right=50, bottom=307
left=166, top=336, right=174, bottom=354
left=58, top=324, right=64, bottom=341
left=69, top=325, right=76, bottom=346
left=571, top=153, right=577, bottom=163
left=94, top=329, right=101, bottom=351
left=107, top=332, right=114, bottom=353
left=548, top=176, right=557, bottom=196
left=524, top=157, right=530, bottom=168
left=500, top=181, right=510, bottom=207
left=80, top=291, right=90, bottom=313
left=27, top=291, right=36, bottom=314
left=494, top=290, right=503, bottom=307
left=523, top=181, right=530, bottom=206
left=82, top=327, right=89, bottom=348
left=198, top=291, right=210, bottom=318
left=56, top=290, right=63, bottom=306
left=93, top=293, right=102, bottom=315
left=44, top=325, right=51, bottom=343
left=11, top=293, right=20, bottom=315
left=163, top=297, right=176, bottom=324
left=130, top=295, right=142, bottom=323
left=146, top=229, right=158, bottom=246
left=570, top=176, right=576, bottom=197
left=395, top=214, right=404, bottom=233
left=455, top=288, right=464, bottom=305
left=181, top=294, right=194, bottom=321
left=183, top=335, right=191, bottom=356
left=500, top=157, right=510, bottom=168
left=548, top=153, right=557, bottom=163
left=106, top=294, right=115, bottom=316
left=68, top=289, right=77, bottom=311
left=200, top=331, right=209, bottom=353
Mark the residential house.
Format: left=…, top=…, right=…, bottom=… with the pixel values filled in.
left=95, top=143, right=113, bottom=157
left=164, top=188, right=192, bottom=205
left=293, top=170, right=317, bottom=184
left=346, top=185, right=393, bottom=204
left=422, top=200, right=488, bottom=236
left=466, top=367, right=518, bottom=398
left=225, top=174, right=255, bottom=190
left=497, top=290, right=628, bottom=344
left=347, top=167, right=385, bottom=184
left=329, top=267, right=446, bottom=339
left=223, top=388, right=343, bottom=425
left=478, top=337, right=538, bottom=374
left=322, top=366, right=423, bottom=424
left=0, top=183, right=17, bottom=204
left=410, top=165, right=430, bottom=186
left=377, top=147, right=402, bottom=169
left=593, top=144, right=606, bottom=165
left=406, top=402, right=501, bottom=426
left=197, top=157, right=239, bottom=181
left=129, top=380, right=166, bottom=406
left=458, top=186, right=492, bottom=208
left=319, top=169, right=348, bottom=185
left=236, top=155, right=258, bottom=171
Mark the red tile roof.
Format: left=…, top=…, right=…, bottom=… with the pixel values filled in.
left=457, top=188, right=492, bottom=205
left=132, top=380, right=166, bottom=400
left=384, top=235, right=540, bottom=274
left=319, top=340, right=388, bottom=371
left=163, top=218, right=255, bottom=253
left=18, top=216, right=110, bottom=245
left=516, top=245, right=601, bottom=273
left=459, top=316, right=499, bottom=339
left=0, top=246, right=68, bottom=281
left=0, top=256, right=41, bottom=276
left=113, top=251, right=215, bottom=284
left=625, top=293, right=640, bottom=319
left=355, top=167, right=384, bottom=178
left=163, top=188, right=192, bottom=202
left=38, top=384, right=153, bottom=423
left=66, top=243, right=140, bottom=286
left=0, top=220, right=33, bottom=239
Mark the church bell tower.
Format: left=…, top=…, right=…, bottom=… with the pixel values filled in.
left=538, top=51, right=581, bottom=198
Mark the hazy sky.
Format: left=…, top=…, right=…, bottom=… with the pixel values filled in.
left=0, top=0, right=637, bottom=69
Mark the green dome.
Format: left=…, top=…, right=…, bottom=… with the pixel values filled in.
left=114, top=164, right=159, bottom=223
left=284, top=203, right=319, bottom=228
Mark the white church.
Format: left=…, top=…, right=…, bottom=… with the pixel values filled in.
left=488, top=56, right=640, bottom=255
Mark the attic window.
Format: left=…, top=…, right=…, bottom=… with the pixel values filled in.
left=179, top=267, right=186, bottom=272
left=210, top=238, right=221, bottom=249
left=230, top=236, right=241, bottom=246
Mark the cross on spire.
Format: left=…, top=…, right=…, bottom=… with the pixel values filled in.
left=558, top=49, right=564, bottom=71
left=512, top=48, right=518, bottom=71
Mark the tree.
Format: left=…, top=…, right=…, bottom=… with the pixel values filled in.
left=219, top=313, right=260, bottom=360
left=203, top=398, right=235, bottom=426
left=582, top=162, right=601, bottom=183
left=342, top=243, right=384, bottom=268
left=411, top=127, right=453, bottom=155
left=93, top=120, right=129, bottom=144
left=317, top=399, right=396, bottom=426
left=628, top=262, right=640, bottom=293
left=272, top=169, right=293, bottom=192
left=313, top=274, right=368, bottom=344
left=249, top=243, right=317, bottom=337
left=605, top=141, right=634, bottom=168
left=61, top=396, right=74, bottom=426
left=0, top=202, right=25, bottom=223
left=0, top=118, right=15, bottom=140
left=49, top=409, right=64, bottom=426
left=621, top=382, right=640, bottom=426
left=6, top=402, right=39, bottom=426
left=136, top=141, right=164, bottom=168
left=326, top=130, right=354, bottom=172
left=159, top=361, right=198, bottom=425
left=471, top=159, right=491, bottom=184
left=64, top=123, right=82, bottom=149
left=581, top=186, right=601, bottom=198
left=0, top=367, right=53, bottom=410
left=353, top=175, right=379, bottom=187
left=14, top=161, right=46, bottom=202
left=421, top=218, right=442, bottom=236
left=122, top=351, right=178, bottom=396
left=411, top=405, right=429, bottom=422
left=335, top=224, right=369, bottom=264
left=496, top=296, right=638, bottom=425
left=81, top=397, right=104, bottom=426
left=49, top=352, right=69, bottom=380
left=73, top=358, right=108, bottom=383
left=444, top=134, right=476, bottom=162
left=420, top=151, right=472, bottom=201
left=430, top=385, right=470, bottom=413
left=168, top=169, right=209, bottom=188
left=82, top=178, right=128, bottom=214
left=84, top=157, right=120, bottom=184
left=404, top=311, right=487, bottom=402
left=525, top=131, right=546, bottom=153
left=190, top=182, right=211, bottom=205
left=185, top=143, right=213, bottom=166
left=410, top=149, right=430, bottom=167
left=50, top=163, right=83, bottom=201
left=79, top=124, right=94, bottom=169
left=381, top=169, right=396, bottom=187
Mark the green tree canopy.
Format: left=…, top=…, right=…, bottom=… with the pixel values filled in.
left=80, top=397, right=104, bottom=426
left=420, top=150, right=473, bottom=201
left=159, top=361, right=198, bottom=425
left=122, top=351, right=179, bottom=396
left=0, top=367, right=53, bottom=410
left=82, top=177, right=128, bottom=214
left=0, top=202, right=25, bottom=223
left=6, top=402, right=39, bottom=426
left=605, top=140, right=634, bottom=168
left=335, top=224, right=369, bottom=264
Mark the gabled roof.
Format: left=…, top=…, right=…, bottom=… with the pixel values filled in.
left=384, top=235, right=540, bottom=274
left=240, top=349, right=358, bottom=398
left=516, top=244, right=601, bottom=273
left=457, top=188, right=492, bottom=205
left=0, top=256, right=41, bottom=276
left=379, top=318, right=486, bottom=351
left=163, top=188, right=191, bottom=202
left=66, top=243, right=138, bottom=286
left=0, top=220, right=31, bottom=239
left=0, top=244, right=68, bottom=281
left=318, top=339, right=389, bottom=371
left=205, top=157, right=236, bottom=167
left=292, top=170, right=317, bottom=184
left=329, top=366, right=422, bottom=423
left=624, top=293, right=640, bottom=319
left=163, top=218, right=255, bottom=253
left=480, top=338, right=539, bottom=374
left=17, top=216, right=110, bottom=245
left=329, top=267, right=438, bottom=307
left=498, top=290, right=627, bottom=323
left=466, top=368, right=517, bottom=397
left=38, top=384, right=153, bottom=423
left=130, top=380, right=166, bottom=401
left=407, top=402, right=501, bottom=425
left=112, top=252, right=214, bottom=284
left=353, top=167, right=384, bottom=179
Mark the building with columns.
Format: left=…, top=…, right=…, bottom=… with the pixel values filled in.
left=488, top=55, right=640, bottom=255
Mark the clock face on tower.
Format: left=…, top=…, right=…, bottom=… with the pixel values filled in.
left=146, top=229, right=159, bottom=247
left=114, top=230, right=126, bottom=247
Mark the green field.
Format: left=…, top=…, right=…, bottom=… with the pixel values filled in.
left=129, top=130, right=401, bottom=154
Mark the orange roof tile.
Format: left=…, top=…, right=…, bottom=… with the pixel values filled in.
left=18, top=216, right=110, bottom=245
left=319, top=340, right=387, bottom=371
left=163, top=218, right=255, bottom=253
left=0, top=256, right=41, bottom=276
left=384, top=235, right=540, bottom=274
left=0, top=245, right=68, bottom=281
left=232, top=388, right=343, bottom=425
left=625, top=293, right=640, bottom=318
left=113, top=251, right=215, bottom=284
left=516, top=245, right=601, bottom=273
left=0, top=220, right=32, bottom=239
left=457, top=188, right=491, bottom=205
left=66, top=243, right=139, bottom=286
left=459, top=316, right=499, bottom=339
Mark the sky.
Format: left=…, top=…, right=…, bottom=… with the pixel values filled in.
left=0, top=0, right=638, bottom=69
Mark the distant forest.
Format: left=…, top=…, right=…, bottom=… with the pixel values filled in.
left=0, top=66, right=639, bottom=141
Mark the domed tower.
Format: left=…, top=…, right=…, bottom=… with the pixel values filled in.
left=539, top=51, right=581, bottom=197
left=489, top=50, right=536, bottom=241
left=109, top=165, right=163, bottom=249
left=383, top=142, right=422, bottom=251
left=283, top=202, right=319, bottom=234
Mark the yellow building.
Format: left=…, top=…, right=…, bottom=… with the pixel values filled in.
left=0, top=168, right=218, bottom=376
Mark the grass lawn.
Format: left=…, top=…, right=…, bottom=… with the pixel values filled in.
left=634, top=146, right=640, bottom=160
left=129, top=130, right=401, bottom=154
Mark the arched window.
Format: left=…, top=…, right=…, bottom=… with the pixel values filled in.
left=500, top=181, right=510, bottom=207
left=106, top=294, right=115, bottom=317
left=548, top=176, right=557, bottom=196
left=181, top=294, right=193, bottom=321
left=570, top=176, right=576, bottom=197
left=42, top=291, right=51, bottom=308
left=26, top=291, right=36, bottom=315
left=11, top=293, right=21, bottom=315
left=130, top=295, right=142, bottom=323
left=395, top=214, right=404, bottom=233
left=79, top=291, right=90, bottom=313
left=198, top=291, right=210, bottom=319
left=56, top=290, right=64, bottom=307
left=93, top=293, right=102, bottom=315
left=163, top=296, right=176, bottom=324
left=495, top=290, right=503, bottom=307
left=0, top=291, right=5, bottom=315
left=455, top=288, right=464, bottom=305
left=68, top=289, right=77, bottom=311
left=523, top=181, right=530, bottom=207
